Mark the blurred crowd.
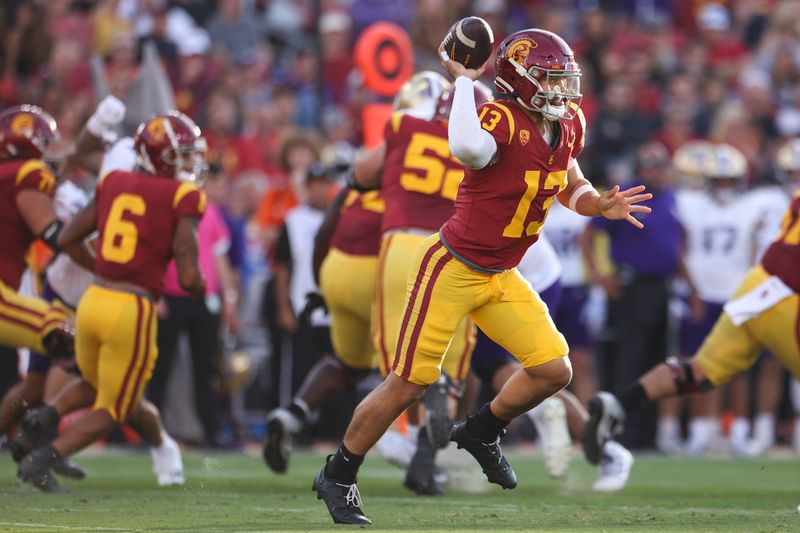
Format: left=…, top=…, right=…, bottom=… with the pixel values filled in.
left=2, top=0, right=800, bottom=451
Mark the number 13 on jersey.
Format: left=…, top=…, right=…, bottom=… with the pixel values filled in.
left=503, top=170, right=567, bottom=238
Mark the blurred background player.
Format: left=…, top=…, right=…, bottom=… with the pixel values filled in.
left=542, top=200, right=593, bottom=406
left=16, top=111, right=206, bottom=492
left=584, top=179, right=800, bottom=468
left=665, top=143, right=770, bottom=456
left=4, top=97, right=187, bottom=487
left=0, top=105, right=74, bottom=362
left=262, top=182, right=382, bottom=474
left=581, top=142, right=692, bottom=450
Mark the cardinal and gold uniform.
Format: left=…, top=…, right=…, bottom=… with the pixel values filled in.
left=319, top=190, right=384, bottom=369
left=0, top=159, right=71, bottom=354
left=76, top=170, right=205, bottom=421
left=375, top=113, right=475, bottom=380
left=695, top=190, right=800, bottom=384
left=393, top=100, right=586, bottom=385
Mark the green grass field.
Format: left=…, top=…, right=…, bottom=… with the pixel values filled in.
left=0, top=448, right=798, bottom=532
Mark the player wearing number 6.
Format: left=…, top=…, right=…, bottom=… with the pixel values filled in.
left=313, top=28, right=652, bottom=525
left=16, top=112, right=206, bottom=491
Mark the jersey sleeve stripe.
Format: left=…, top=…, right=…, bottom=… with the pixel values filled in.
left=489, top=102, right=515, bottom=145
left=391, top=113, right=404, bottom=135
left=173, top=182, right=197, bottom=208
left=570, top=103, right=586, bottom=147
left=15, top=160, right=48, bottom=185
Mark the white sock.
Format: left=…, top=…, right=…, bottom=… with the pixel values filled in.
left=730, top=417, right=750, bottom=444
left=657, top=417, right=680, bottom=441
left=156, top=431, right=176, bottom=451
left=406, top=424, right=420, bottom=442
left=688, top=417, right=714, bottom=443
left=752, top=413, right=775, bottom=444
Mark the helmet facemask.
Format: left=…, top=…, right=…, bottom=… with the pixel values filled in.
left=168, top=137, right=208, bottom=184
left=504, top=58, right=582, bottom=121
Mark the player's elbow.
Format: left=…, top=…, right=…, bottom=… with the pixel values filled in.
left=450, top=138, right=492, bottom=169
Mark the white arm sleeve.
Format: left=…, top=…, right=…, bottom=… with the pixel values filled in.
left=448, top=76, right=497, bottom=169
left=98, top=137, right=136, bottom=178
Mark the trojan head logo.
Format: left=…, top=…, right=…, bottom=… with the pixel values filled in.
left=146, top=117, right=168, bottom=141
left=519, top=129, right=530, bottom=146
left=508, top=38, right=538, bottom=65
left=11, top=114, right=34, bottom=136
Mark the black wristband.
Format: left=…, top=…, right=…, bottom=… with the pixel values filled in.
left=40, top=219, right=64, bottom=251
left=346, top=168, right=379, bottom=192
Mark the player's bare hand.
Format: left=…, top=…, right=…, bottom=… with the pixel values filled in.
left=438, top=42, right=486, bottom=81
left=598, top=185, right=652, bottom=229
left=593, top=273, right=620, bottom=300
left=689, top=291, right=706, bottom=323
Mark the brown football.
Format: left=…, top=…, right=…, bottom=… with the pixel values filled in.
left=442, top=17, right=495, bottom=70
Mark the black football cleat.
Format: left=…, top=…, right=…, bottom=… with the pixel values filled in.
left=17, top=445, right=68, bottom=493
left=10, top=405, right=60, bottom=463
left=422, top=374, right=453, bottom=449
left=450, top=419, right=517, bottom=489
left=582, top=392, right=626, bottom=466
left=404, top=432, right=442, bottom=496
left=262, top=408, right=300, bottom=474
left=312, top=457, right=371, bottom=525
left=52, top=456, right=86, bottom=480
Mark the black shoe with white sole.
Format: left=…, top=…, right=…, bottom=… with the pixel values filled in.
left=582, top=392, right=626, bottom=465
left=450, top=419, right=517, bottom=489
left=263, top=408, right=300, bottom=474
left=313, top=456, right=371, bottom=525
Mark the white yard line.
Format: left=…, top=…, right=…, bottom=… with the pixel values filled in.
left=0, top=521, right=131, bottom=532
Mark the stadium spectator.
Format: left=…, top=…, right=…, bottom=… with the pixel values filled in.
left=148, top=170, right=239, bottom=448
left=205, top=0, right=263, bottom=64
left=581, top=142, right=690, bottom=450
left=268, top=165, right=334, bottom=409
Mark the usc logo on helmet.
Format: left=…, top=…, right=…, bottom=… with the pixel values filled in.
left=145, top=118, right=167, bottom=141
left=11, top=114, right=35, bottom=136
left=507, top=39, right=537, bottom=64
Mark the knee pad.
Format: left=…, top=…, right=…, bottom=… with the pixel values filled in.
left=666, top=356, right=712, bottom=395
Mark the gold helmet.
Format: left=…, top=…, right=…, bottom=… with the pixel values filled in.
left=711, top=143, right=747, bottom=180
left=393, top=71, right=451, bottom=112
left=776, top=138, right=800, bottom=172
left=673, top=140, right=716, bottom=188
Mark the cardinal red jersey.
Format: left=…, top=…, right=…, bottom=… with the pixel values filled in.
left=380, top=113, right=464, bottom=234
left=0, top=159, right=57, bottom=288
left=94, top=170, right=206, bottom=297
left=440, top=100, right=586, bottom=271
left=331, top=190, right=385, bottom=256
left=761, top=190, right=800, bottom=292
